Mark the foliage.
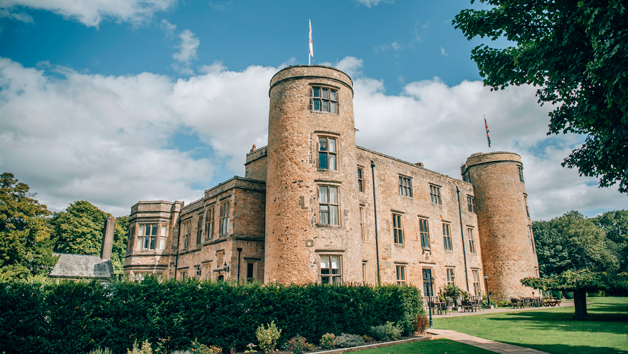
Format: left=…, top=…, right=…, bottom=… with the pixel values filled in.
left=453, top=0, right=628, bottom=193
left=127, top=340, right=153, bottom=354
left=369, top=325, right=388, bottom=342
left=593, top=210, right=628, bottom=273
left=319, top=333, right=335, bottom=350
left=0, top=172, right=56, bottom=278
left=333, top=333, right=365, bottom=348
left=362, top=335, right=374, bottom=343
left=190, top=340, right=222, bottom=354
left=88, top=348, right=112, bottom=354
left=0, top=278, right=421, bottom=354
left=256, top=321, right=282, bottom=354
left=442, top=284, right=464, bottom=298
left=50, top=201, right=128, bottom=274
left=244, top=343, right=257, bottom=353
left=282, top=334, right=314, bottom=354
left=383, top=322, right=403, bottom=341
left=413, top=313, right=430, bottom=334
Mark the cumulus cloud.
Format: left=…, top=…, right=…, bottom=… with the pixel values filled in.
left=355, top=0, right=393, bottom=8
left=439, top=47, right=448, bottom=56
left=0, top=0, right=175, bottom=27
left=1, top=56, right=624, bottom=218
left=161, top=20, right=200, bottom=75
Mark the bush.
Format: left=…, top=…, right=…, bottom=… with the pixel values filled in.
left=282, top=334, right=314, bottom=354
left=88, top=348, right=112, bottom=354
left=319, top=333, right=335, bottom=350
left=362, top=335, right=374, bottom=343
left=333, top=334, right=365, bottom=348
left=0, top=278, right=422, bottom=354
left=369, top=325, right=388, bottom=341
left=412, top=313, right=430, bottom=334
left=256, top=322, right=282, bottom=354
left=127, top=340, right=153, bottom=354
left=190, top=340, right=222, bottom=354
left=383, top=322, right=402, bottom=341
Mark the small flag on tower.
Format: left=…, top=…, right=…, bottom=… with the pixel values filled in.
left=309, top=20, right=313, bottom=65
left=484, top=115, right=492, bottom=151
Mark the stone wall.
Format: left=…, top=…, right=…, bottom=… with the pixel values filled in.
left=245, top=146, right=268, bottom=182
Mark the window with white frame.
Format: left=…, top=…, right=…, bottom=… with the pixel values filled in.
left=399, top=176, right=413, bottom=197
left=319, top=185, right=339, bottom=225
left=196, top=213, right=204, bottom=245
left=446, top=268, right=455, bottom=286
left=419, top=218, right=430, bottom=249
left=467, top=195, right=476, bottom=213
left=311, top=86, right=338, bottom=113
left=318, top=136, right=338, bottom=170
left=160, top=225, right=167, bottom=250
left=205, top=207, right=214, bottom=240
left=430, top=184, right=442, bottom=204
left=138, top=224, right=157, bottom=250
left=182, top=221, right=191, bottom=249
left=468, top=227, right=476, bottom=253
left=472, top=269, right=481, bottom=295
left=219, top=202, right=230, bottom=235
left=396, top=265, right=406, bottom=285
left=393, top=213, right=404, bottom=244
left=320, top=255, right=341, bottom=284
left=443, top=223, right=452, bottom=251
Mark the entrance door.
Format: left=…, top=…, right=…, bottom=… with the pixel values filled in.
left=422, top=269, right=433, bottom=297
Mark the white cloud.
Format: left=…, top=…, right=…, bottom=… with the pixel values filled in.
left=1, top=56, right=625, bottom=219
left=173, top=29, right=199, bottom=63
left=356, top=0, right=393, bottom=8
left=439, top=47, right=448, bottom=56
left=160, top=18, right=176, bottom=37
left=0, top=8, right=33, bottom=22
left=0, top=0, right=175, bottom=27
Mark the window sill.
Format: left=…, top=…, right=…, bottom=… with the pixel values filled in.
left=311, top=111, right=339, bottom=115
left=316, top=223, right=341, bottom=228
left=394, top=243, right=405, bottom=247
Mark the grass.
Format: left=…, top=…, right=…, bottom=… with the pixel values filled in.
left=433, top=296, right=628, bottom=354
left=354, top=338, right=494, bottom=354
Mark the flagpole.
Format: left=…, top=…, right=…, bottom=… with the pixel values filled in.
left=484, top=114, right=491, bottom=153
left=308, top=20, right=313, bottom=65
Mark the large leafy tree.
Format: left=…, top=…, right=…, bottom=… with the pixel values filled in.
left=454, top=0, right=628, bottom=192
left=0, top=173, right=57, bottom=278
left=525, top=211, right=620, bottom=319
left=593, top=210, right=628, bottom=273
left=51, top=201, right=129, bottom=274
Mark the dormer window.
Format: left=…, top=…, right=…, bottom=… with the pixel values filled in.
left=311, top=86, right=338, bottom=113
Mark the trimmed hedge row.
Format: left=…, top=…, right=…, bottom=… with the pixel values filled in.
left=0, top=278, right=423, bottom=354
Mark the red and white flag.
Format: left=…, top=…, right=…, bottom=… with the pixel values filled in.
left=309, top=20, right=313, bottom=64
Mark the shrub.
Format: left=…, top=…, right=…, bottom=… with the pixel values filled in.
left=333, top=334, right=365, bottom=348
left=362, top=335, right=374, bottom=343
left=319, top=333, right=335, bottom=350
left=127, top=340, right=153, bottom=354
left=413, top=313, right=430, bottom=334
left=256, top=321, right=282, bottom=354
left=88, top=348, right=112, bottom=354
left=190, top=340, right=222, bottom=354
left=282, top=334, right=314, bottom=354
left=369, top=325, right=388, bottom=341
left=383, top=322, right=403, bottom=341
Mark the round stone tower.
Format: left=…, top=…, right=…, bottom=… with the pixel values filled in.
left=461, top=152, right=539, bottom=300
left=265, top=65, right=362, bottom=284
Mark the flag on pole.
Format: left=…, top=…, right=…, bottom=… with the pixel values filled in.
left=484, top=115, right=492, bottom=151
left=309, top=20, right=313, bottom=65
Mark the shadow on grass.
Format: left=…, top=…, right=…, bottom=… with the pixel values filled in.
left=486, top=310, right=628, bottom=334
left=498, top=343, right=628, bottom=354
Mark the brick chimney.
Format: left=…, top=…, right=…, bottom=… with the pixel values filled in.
left=101, top=217, right=116, bottom=260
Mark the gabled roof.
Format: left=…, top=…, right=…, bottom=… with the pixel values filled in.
left=49, top=253, right=113, bottom=279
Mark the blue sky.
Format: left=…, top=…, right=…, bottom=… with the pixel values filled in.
left=0, top=0, right=625, bottom=219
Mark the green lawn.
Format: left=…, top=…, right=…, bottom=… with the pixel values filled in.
left=433, top=296, right=628, bottom=354
left=355, top=338, right=493, bottom=354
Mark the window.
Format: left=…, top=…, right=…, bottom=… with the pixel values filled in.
left=311, top=86, right=338, bottom=113
left=443, top=223, right=452, bottom=251
left=518, top=165, right=525, bottom=182
left=319, top=186, right=339, bottom=225
left=318, top=137, right=337, bottom=170
left=219, top=202, right=230, bottom=234
left=472, top=269, right=481, bottom=295
left=138, top=224, right=157, bottom=250
left=419, top=218, right=430, bottom=249
left=196, top=213, right=204, bottom=245
left=194, top=265, right=201, bottom=279
left=160, top=225, right=167, bottom=250
left=534, top=267, right=539, bottom=278
left=359, top=206, right=365, bottom=240
left=393, top=213, right=404, bottom=244
left=524, top=194, right=530, bottom=218
left=528, top=226, right=536, bottom=253
left=468, top=227, right=476, bottom=253
left=446, top=268, right=455, bottom=286
left=467, top=195, right=476, bottom=213
left=396, top=265, right=406, bottom=285
left=399, top=176, right=413, bottom=197
left=247, top=262, right=255, bottom=283
left=422, top=269, right=434, bottom=297
left=182, top=221, right=190, bottom=249
left=320, top=255, right=341, bottom=284
left=205, top=207, right=214, bottom=240
left=362, top=262, right=367, bottom=284
left=430, top=184, right=442, bottom=204
left=129, top=226, right=135, bottom=249
left=357, top=167, right=364, bottom=192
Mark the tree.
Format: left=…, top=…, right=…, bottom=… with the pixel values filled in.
left=593, top=210, right=628, bottom=273
left=50, top=201, right=129, bottom=274
left=526, top=211, right=620, bottom=319
left=453, top=0, right=628, bottom=192
left=0, top=173, right=57, bottom=278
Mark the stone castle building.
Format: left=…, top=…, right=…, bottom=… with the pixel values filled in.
left=124, top=65, right=539, bottom=300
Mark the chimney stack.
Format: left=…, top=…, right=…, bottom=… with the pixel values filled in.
left=101, top=217, right=116, bottom=260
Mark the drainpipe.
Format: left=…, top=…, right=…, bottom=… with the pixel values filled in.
left=371, top=161, right=381, bottom=285
left=456, top=186, right=470, bottom=292
left=237, top=247, right=243, bottom=283
left=174, top=215, right=182, bottom=280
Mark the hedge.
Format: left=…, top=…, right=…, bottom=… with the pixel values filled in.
left=0, top=278, right=423, bottom=354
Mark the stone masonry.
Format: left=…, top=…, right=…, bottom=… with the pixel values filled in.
left=124, top=65, right=539, bottom=300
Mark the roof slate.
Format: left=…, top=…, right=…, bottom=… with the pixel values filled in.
left=49, top=253, right=113, bottom=279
